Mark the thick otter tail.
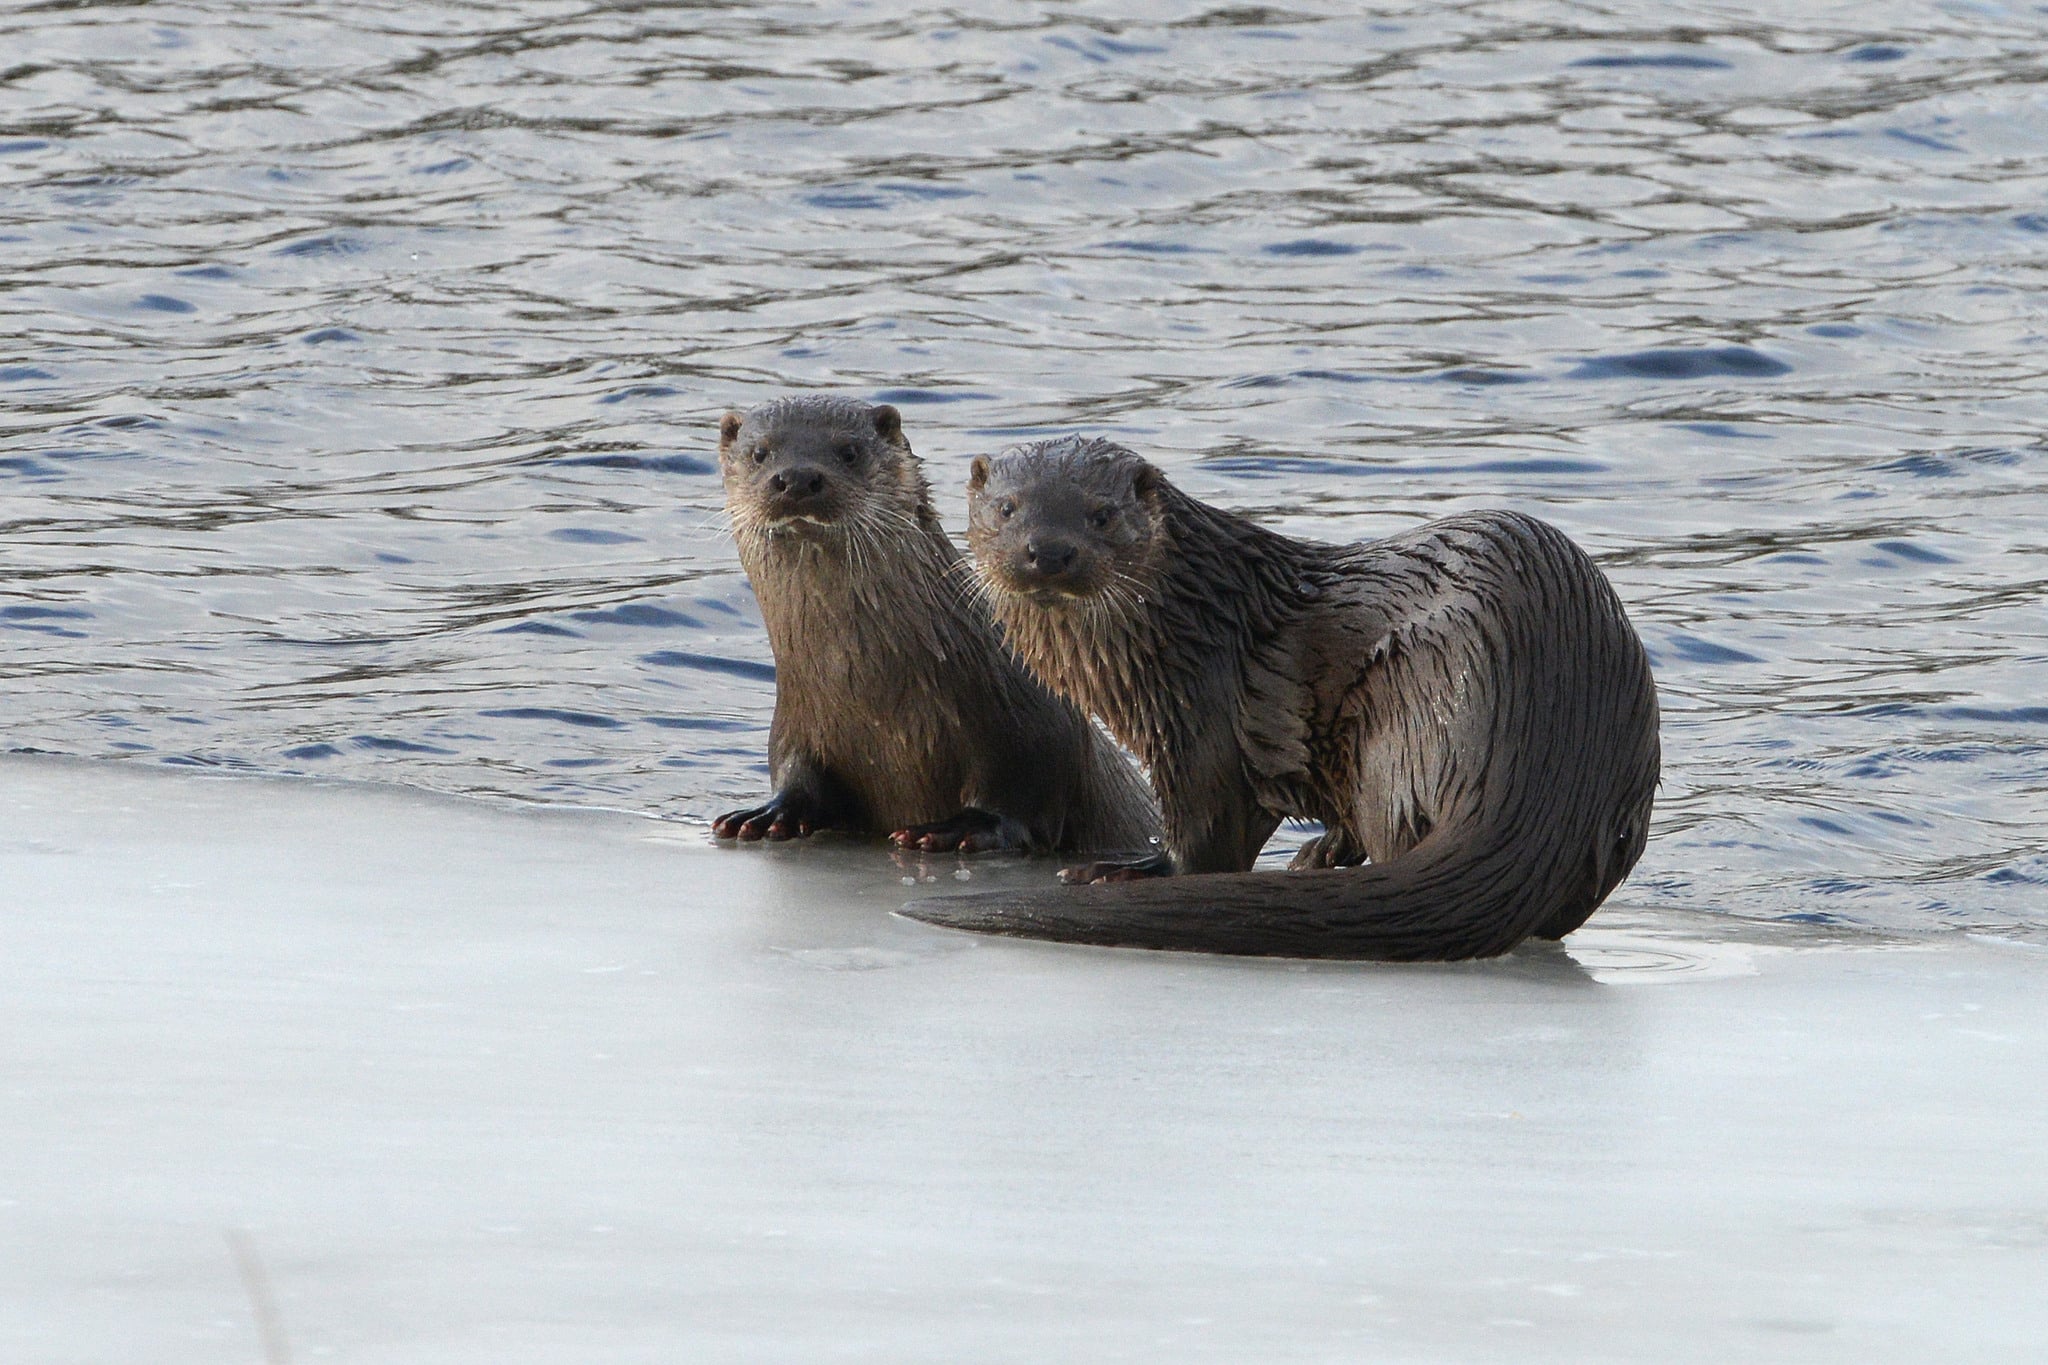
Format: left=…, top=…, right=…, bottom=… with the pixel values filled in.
left=899, top=805, right=1648, bottom=962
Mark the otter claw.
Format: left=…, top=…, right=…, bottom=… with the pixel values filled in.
left=1057, top=851, right=1175, bottom=884
left=890, top=808, right=1025, bottom=854
left=712, top=804, right=768, bottom=840
left=714, top=797, right=824, bottom=843
left=893, top=828, right=967, bottom=852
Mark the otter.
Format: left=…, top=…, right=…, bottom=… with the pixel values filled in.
left=900, top=436, right=1659, bottom=960
left=709, top=398, right=1158, bottom=856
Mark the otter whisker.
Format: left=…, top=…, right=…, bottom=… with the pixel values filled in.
left=939, top=556, right=999, bottom=612
left=688, top=506, right=736, bottom=537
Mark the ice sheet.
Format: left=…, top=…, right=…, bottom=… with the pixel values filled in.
left=2, top=756, right=2042, bottom=1363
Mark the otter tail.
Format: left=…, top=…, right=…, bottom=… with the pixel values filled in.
left=899, top=808, right=1647, bottom=962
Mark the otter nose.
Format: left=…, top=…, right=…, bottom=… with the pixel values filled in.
left=1025, top=536, right=1077, bottom=576
left=768, top=465, right=827, bottom=501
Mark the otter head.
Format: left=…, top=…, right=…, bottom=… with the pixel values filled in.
left=718, top=395, right=915, bottom=542
left=965, top=436, right=1165, bottom=609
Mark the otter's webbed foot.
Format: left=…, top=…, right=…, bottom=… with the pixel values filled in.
left=1058, top=851, right=1175, bottom=885
left=890, top=807, right=1029, bottom=854
left=712, top=791, right=841, bottom=842
left=1288, top=829, right=1368, bottom=871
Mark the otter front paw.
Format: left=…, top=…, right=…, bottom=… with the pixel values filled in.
left=1058, top=851, right=1175, bottom=884
left=890, top=807, right=1028, bottom=854
left=712, top=793, right=833, bottom=842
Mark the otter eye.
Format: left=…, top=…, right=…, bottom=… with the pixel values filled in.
left=834, top=440, right=858, bottom=466
left=750, top=445, right=769, bottom=465
left=995, top=498, right=1017, bottom=519
left=1088, top=504, right=1116, bottom=529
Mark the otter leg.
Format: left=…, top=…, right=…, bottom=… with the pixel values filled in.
left=1288, top=827, right=1369, bottom=871
left=711, top=792, right=829, bottom=841
left=1058, top=850, right=1175, bottom=885
left=890, top=808, right=1030, bottom=854
left=712, top=761, right=861, bottom=842
left=1532, top=819, right=1647, bottom=939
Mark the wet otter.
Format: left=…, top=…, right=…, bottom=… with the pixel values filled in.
left=901, top=436, right=1659, bottom=960
left=710, top=398, right=1157, bottom=855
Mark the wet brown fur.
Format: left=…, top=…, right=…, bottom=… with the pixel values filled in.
left=902, top=436, right=1660, bottom=959
left=713, top=399, right=1158, bottom=854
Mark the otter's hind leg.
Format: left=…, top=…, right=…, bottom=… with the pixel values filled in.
left=1532, top=814, right=1651, bottom=939
left=1288, top=826, right=1369, bottom=870
left=1059, top=850, right=1175, bottom=884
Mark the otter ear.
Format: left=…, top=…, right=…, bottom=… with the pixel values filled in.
left=1133, top=463, right=1164, bottom=498
left=719, top=411, right=743, bottom=451
left=871, top=404, right=902, bottom=442
left=968, top=455, right=991, bottom=491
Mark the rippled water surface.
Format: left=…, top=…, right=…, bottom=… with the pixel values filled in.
left=5, top=1, right=2045, bottom=937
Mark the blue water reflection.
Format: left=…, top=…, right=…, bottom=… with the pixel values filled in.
left=2, top=0, right=2044, bottom=938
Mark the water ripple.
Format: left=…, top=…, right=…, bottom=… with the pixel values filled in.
left=2, top=0, right=2045, bottom=936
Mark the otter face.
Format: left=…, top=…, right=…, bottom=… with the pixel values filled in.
left=965, top=439, right=1163, bottom=607
left=718, top=398, right=906, bottom=539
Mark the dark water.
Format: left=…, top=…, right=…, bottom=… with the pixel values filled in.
left=4, top=2, right=2045, bottom=938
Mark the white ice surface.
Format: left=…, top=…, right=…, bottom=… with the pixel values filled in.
left=2, top=755, right=2043, bottom=1364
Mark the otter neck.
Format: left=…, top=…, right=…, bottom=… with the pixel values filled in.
left=994, top=485, right=1326, bottom=776
left=738, top=504, right=966, bottom=665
